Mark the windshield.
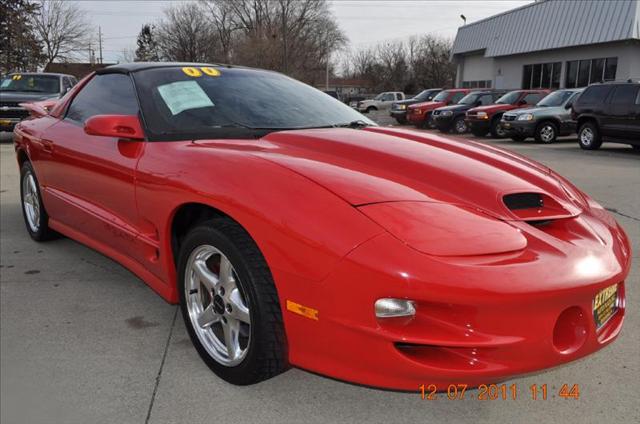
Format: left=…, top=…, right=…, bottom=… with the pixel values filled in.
left=496, top=91, right=521, bottom=104
left=133, top=67, right=376, bottom=138
left=414, top=90, right=436, bottom=101
left=0, top=74, right=60, bottom=94
left=432, top=91, right=451, bottom=102
left=536, top=90, right=577, bottom=107
left=458, top=93, right=481, bottom=105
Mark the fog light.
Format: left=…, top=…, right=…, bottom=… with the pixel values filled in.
left=375, top=298, right=416, bottom=318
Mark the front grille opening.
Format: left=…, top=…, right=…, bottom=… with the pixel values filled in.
left=504, top=193, right=543, bottom=210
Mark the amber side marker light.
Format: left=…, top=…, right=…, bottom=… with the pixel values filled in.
left=286, top=300, right=319, bottom=320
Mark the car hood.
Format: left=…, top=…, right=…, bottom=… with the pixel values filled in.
left=394, top=98, right=423, bottom=106
left=435, top=104, right=472, bottom=112
left=506, top=106, right=563, bottom=116
left=469, top=104, right=516, bottom=113
left=256, top=127, right=582, bottom=221
left=0, top=92, right=59, bottom=103
left=408, top=101, right=445, bottom=110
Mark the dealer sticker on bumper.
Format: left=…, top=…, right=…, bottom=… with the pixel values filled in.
left=593, top=284, right=618, bottom=328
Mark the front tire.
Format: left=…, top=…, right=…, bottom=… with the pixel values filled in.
left=490, top=117, right=507, bottom=138
left=578, top=122, right=602, bottom=150
left=535, top=121, right=558, bottom=143
left=452, top=116, right=468, bottom=134
left=20, top=161, right=57, bottom=241
left=366, top=106, right=377, bottom=113
left=178, top=218, right=288, bottom=385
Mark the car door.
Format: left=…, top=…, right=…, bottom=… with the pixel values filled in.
left=39, top=72, right=145, bottom=258
left=606, top=84, right=640, bottom=140
left=380, top=93, right=395, bottom=109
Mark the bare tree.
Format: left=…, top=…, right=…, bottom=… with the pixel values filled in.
left=31, top=0, right=90, bottom=66
left=156, top=2, right=218, bottom=62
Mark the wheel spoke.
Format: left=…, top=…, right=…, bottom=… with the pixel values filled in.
left=219, top=256, right=234, bottom=286
left=28, top=176, right=37, bottom=196
left=193, top=258, right=218, bottom=291
left=197, top=304, right=219, bottom=328
left=228, top=288, right=250, bottom=324
left=222, top=318, right=240, bottom=360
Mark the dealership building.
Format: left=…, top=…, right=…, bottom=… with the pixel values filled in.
left=451, top=0, right=640, bottom=90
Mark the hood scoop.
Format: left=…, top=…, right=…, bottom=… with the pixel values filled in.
left=503, top=192, right=578, bottom=222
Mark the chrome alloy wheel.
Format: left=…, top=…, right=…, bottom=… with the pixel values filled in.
left=539, top=124, right=555, bottom=143
left=22, top=172, right=41, bottom=232
left=184, top=245, right=251, bottom=366
left=454, top=118, right=467, bottom=134
left=580, top=127, right=594, bottom=145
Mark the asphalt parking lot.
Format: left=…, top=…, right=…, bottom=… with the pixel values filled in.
left=1, top=122, right=639, bottom=424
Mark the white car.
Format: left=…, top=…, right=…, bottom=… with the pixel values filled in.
left=357, top=92, right=405, bottom=113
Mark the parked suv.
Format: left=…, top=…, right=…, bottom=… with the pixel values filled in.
left=357, top=91, right=405, bottom=113
left=0, top=72, right=77, bottom=132
left=407, top=89, right=470, bottom=128
left=390, top=88, right=441, bottom=124
left=432, top=90, right=506, bottom=134
left=466, top=89, right=549, bottom=138
left=501, top=89, right=583, bottom=143
left=572, top=81, right=640, bottom=150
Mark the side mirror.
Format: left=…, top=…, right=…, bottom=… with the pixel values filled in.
left=84, top=114, right=144, bottom=140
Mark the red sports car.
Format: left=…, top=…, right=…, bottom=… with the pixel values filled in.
left=13, top=63, right=631, bottom=391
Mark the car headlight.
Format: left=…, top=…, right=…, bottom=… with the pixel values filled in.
left=517, top=114, right=534, bottom=121
left=440, top=110, right=453, bottom=116
left=398, top=104, right=406, bottom=110
left=477, top=111, right=488, bottom=119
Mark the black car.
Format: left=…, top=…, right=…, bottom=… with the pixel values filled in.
left=572, top=81, right=640, bottom=150
left=390, top=88, right=441, bottom=124
left=432, top=90, right=505, bottom=134
left=0, top=72, right=77, bottom=132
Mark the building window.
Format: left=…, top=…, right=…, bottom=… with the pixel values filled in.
left=565, top=57, right=617, bottom=88
left=522, top=62, right=561, bottom=89
left=462, top=80, right=492, bottom=88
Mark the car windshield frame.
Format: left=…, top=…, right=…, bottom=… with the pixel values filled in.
left=536, top=90, right=578, bottom=107
left=414, top=90, right=436, bottom=101
left=0, top=74, right=60, bottom=94
left=458, top=93, right=483, bottom=105
left=495, top=91, right=522, bottom=105
left=131, top=66, right=377, bottom=141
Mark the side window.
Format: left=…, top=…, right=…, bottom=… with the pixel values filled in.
left=523, top=93, right=543, bottom=104
left=450, top=92, right=465, bottom=103
left=395, top=93, right=402, bottom=100
left=479, top=94, right=493, bottom=105
left=62, top=77, right=73, bottom=92
left=577, top=85, right=612, bottom=104
left=609, top=85, right=640, bottom=105
left=381, top=93, right=394, bottom=101
left=66, top=74, right=138, bottom=123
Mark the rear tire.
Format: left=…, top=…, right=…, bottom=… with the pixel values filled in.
left=178, top=217, right=288, bottom=385
left=20, top=161, right=57, bottom=241
left=578, top=122, right=602, bottom=150
left=366, top=106, right=377, bottom=113
left=535, top=121, right=558, bottom=143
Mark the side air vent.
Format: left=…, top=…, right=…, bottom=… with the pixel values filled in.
left=504, top=193, right=543, bottom=210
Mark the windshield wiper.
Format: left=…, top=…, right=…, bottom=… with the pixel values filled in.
left=332, top=120, right=371, bottom=128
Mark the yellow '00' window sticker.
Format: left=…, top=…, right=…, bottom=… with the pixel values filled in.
left=182, top=67, right=221, bottom=77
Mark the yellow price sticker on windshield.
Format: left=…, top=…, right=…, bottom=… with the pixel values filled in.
left=201, top=67, right=220, bottom=77
left=12, top=74, right=22, bottom=80
left=182, top=67, right=202, bottom=77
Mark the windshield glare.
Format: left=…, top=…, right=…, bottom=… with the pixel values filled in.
left=496, top=91, right=521, bottom=104
left=414, top=90, right=435, bottom=101
left=432, top=91, right=450, bottom=102
left=0, top=74, right=60, bottom=94
left=537, top=90, right=576, bottom=107
left=134, top=67, right=376, bottom=137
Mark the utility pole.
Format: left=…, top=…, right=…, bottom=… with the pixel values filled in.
left=325, top=54, right=329, bottom=91
left=98, top=26, right=103, bottom=64
left=88, top=42, right=94, bottom=64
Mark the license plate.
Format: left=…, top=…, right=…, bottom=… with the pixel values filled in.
left=593, top=284, right=618, bottom=328
left=0, top=119, right=11, bottom=126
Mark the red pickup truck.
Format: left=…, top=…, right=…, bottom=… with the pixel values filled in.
left=465, top=89, right=550, bottom=138
left=407, top=89, right=471, bottom=128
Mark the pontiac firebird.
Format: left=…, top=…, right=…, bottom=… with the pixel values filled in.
left=13, top=63, right=631, bottom=390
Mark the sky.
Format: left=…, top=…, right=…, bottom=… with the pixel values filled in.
left=72, top=0, right=531, bottom=63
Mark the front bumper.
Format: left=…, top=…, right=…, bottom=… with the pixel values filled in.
left=390, top=109, right=407, bottom=119
left=407, top=109, right=429, bottom=124
left=502, top=119, right=536, bottom=137
left=280, top=206, right=631, bottom=390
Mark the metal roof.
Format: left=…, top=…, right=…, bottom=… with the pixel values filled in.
left=452, top=0, right=640, bottom=58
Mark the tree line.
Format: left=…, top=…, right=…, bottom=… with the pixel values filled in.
left=1, top=0, right=456, bottom=93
